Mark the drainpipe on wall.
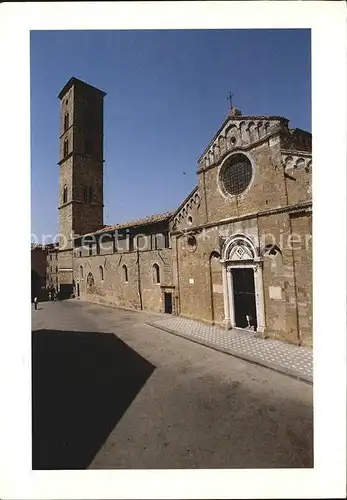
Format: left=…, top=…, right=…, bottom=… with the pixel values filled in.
left=136, top=248, right=143, bottom=310
left=202, top=170, right=208, bottom=224
left=256, top=213, right=267, bottom=331
left=208, top=257, right=215, bottom=325
left=175, top=236, right=181, bottom=315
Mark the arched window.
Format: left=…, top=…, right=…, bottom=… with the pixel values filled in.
left=264, top=244, right=281, bottom=257
left=263, top=244, right=283, bottom=276
left=186, top=234, right=197, bottom=253
left=79, top=265, right=84, bottom=279
left=63, top=185, right=68, bottom=204
left=99, top=265, right=104, bottom=281
left=63, top=138, right=68, bottom=157
left=86, top=272, right=95, bottom=291
left=122, top=264, right=128, bottom=282
left=83, top=186, right=93, bottom=203
left=152, top=263, right=160, bottom=284
left=64, top=113, right=69, bottom=132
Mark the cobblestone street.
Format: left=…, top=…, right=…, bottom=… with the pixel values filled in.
left=32, top=300, right=313, bottom=470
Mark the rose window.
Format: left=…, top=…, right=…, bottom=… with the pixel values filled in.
left=220, top=154, right=253, bottom=195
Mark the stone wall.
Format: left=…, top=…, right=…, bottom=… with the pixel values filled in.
left=173, top=225, right=226, bottom=324
left=58, top=200, right=73, bottom=250
left=58, top=249, right=73, bottom=285
left=31, top=246, right=47, bottom=280
left=74, top=247, right=173, bottom=313
left=172, top=207, right=312, bottom=345
left=59, top=85, right=75, bottom=139
left=57, top=78, right=105, bottom=295
left=46, top=249, right=59, bottom=288
left=282, top=151, right=312, bottom=206
left=199, top=136, right=288, bottom=225
left=289, top=211, right=312, bottom=346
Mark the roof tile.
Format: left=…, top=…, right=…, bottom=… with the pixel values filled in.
left=78, top=211, right=173, bottom=238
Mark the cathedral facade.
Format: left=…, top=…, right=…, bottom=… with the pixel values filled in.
left=45, top=77, right=312, bottom=347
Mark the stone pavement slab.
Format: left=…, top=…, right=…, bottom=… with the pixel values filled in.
left=31, top=300, right=313, bottom=470
left=147, top=316, right=313, bottom=384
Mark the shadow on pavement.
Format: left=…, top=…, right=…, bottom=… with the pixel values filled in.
left=32, top=329, right=155, bottom=470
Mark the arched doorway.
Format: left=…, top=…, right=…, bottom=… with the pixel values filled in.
left=221, top=234, right=266, bottom=333
left=86, top=272, right=95, bottom=294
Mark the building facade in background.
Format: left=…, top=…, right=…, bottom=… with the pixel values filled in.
left=31, top=244, right=47, bottom=300
left=41, top=77, right=312, bottom=346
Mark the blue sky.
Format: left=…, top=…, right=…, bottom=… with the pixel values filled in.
left=31, top=29, right=311, bottom=241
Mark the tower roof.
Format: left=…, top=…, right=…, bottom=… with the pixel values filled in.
left=58, top=77, right=107, bottom=100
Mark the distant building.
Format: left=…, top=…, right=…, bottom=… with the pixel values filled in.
left=41, top=77, right=312, bottom=346
left=31, top=244, right=47, bottom=300
left=45, top=243, right=59, bottom=291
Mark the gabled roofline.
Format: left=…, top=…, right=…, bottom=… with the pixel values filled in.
left=58, top=77, right=107, bottom=100
left=197, top=114, right=290, bottom=163
left=170, top=185, right=199, bottom=220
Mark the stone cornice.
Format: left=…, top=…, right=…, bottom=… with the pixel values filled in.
left=281, top=149, right=312, bottom=157
left=59, top=125, right=105, bottom=140
left=59, top=124, right=74, bottom=139
left=170, top=201, right=312, bottom=236
left=58, top=200, right=104, bottom=210
left=57, top=151, right=105, bottom=166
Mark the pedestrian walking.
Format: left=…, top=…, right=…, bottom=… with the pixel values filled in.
left=34, top=296, right=38, bottom=310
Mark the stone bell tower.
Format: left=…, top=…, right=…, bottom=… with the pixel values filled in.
left=57, top=77, right=106, bottom=297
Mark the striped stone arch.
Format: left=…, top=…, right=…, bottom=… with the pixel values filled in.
left=221, top=233, right=266, bottom=333
left=222, top=233, right=258, bottom=262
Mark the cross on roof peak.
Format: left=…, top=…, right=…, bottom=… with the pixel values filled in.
left=227, top=92, right=235, bottom=109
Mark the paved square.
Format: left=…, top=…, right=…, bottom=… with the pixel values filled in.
left=32, top=300, right=313, bottom=470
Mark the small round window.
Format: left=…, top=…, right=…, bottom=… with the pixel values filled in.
left=186, top=234, right=197, bottom=253
left=220, top=153, right=253, bottom=196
